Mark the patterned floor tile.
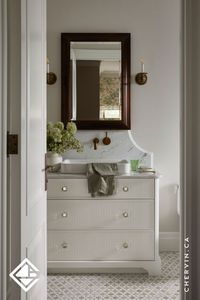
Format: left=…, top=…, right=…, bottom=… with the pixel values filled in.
left=48, top=252, right=180, bottom=300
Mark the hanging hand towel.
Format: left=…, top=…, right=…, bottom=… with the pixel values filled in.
left=87, top=163, right=118, bottom=197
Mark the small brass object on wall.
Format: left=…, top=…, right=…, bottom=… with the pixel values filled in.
left=102, top=132, right=111, bottom=145
left=93, top=138, right=99, bottom=150
left=135, top=72, right=148, bottom=85
left=47, top=72, right=57, bottom=85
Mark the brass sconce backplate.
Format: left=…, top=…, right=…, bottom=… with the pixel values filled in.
left=47, top=72, right=57, bottom=85
left=135, top=72, right=148, bottom=85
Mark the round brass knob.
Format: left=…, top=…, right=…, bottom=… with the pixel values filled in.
left=123, top=242, right=128, bottom=249
left=62, top=186, right=68, bottom=192
left=123, top=186, right=129, bottom=192
left=61, top=212, right=68, bottom=218
left=123, top=212, right=128, bottom=218
left=61, top=242, right=68, bottom=249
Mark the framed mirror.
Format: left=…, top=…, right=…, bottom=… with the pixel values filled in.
left=61, top=33, right=130, bottom=129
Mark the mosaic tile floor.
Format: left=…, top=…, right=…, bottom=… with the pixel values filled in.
left=48, top=252, right=180, bottom=300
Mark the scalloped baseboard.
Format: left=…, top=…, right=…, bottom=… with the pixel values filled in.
left=159, top=232, right=180, bottom=251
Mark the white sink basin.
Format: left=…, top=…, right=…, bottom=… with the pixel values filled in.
left=60, top=159, right=130, bottom=174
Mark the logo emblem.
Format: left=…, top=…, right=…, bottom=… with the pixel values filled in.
left=9, top=258, right=39, bottom=292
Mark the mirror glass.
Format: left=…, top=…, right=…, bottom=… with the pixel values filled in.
left=70, top=42, right=122, bottom=121
left=61, top=33, right=130, bottom=129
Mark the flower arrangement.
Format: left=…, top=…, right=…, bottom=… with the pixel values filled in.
left=47, top=121, right=83, bottom=154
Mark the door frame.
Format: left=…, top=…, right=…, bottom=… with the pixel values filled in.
left=0, top=0, right=8, bottom=299
left=181, top=0, right=200, bottom=299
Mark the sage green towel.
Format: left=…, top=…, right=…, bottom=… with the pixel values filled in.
left=87, top=163, right=118, bottom=197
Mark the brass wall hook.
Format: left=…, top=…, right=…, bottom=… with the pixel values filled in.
left=102, top=132, right=111, bottom=145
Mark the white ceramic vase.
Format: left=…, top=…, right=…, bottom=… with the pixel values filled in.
left=47, top=152, right=62, bottom=166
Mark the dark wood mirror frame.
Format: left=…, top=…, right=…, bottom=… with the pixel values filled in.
left=61, top=33, right=131, bottom=130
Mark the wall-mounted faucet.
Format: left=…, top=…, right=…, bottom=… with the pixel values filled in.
left=93, top=138, right=99, bottom=150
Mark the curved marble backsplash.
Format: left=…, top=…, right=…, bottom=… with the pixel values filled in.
left=62, top=130, right=153, bottom=168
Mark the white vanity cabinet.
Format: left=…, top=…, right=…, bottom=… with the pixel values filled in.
left=47, top=174, right=161, bottom=275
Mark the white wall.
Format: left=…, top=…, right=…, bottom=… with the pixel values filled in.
left=47, top=0, right=181, bottom=233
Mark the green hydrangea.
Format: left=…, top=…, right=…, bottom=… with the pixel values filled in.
left=47, top=121, right=83, bottom=154
left=54, top=121, right=64, bottom=131
left=67, top=122, right=77, bottom=134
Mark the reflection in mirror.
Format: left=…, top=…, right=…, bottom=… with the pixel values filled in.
left=61, top=33, right=130, bottom=129
left=70, top=42, right=121, bottom=121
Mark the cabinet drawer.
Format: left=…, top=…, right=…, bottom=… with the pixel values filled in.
left=48, top=200, right=154, bottom=230
left=117, top=179, right=154, bottom=198
left=48, top=230, right=154, bottom=261
left=47, top=178, right=154, bottom=199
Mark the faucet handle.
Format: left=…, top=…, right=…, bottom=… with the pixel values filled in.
left=93, top=138, right=99, bottom=150
left=103, top=132, right=111, bottom=145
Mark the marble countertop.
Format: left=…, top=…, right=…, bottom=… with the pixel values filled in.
left=48, top=171, right=161, bottom=179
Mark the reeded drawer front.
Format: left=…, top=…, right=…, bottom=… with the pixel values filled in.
left=48, top=230, right=154, bottom=261
left=48, top=200, right=154, bottom=230
left=47, top=178, right=154, bottom=199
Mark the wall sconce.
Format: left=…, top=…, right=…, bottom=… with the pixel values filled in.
left=135, top=59, right=148, bottom=85
left=47, top=58, right=57, bottom=85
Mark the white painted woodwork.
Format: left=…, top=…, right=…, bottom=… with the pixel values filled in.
left=0, top=0, right=8, bottom=298
left=159, top=232, right=180, bottom=251
left=48, top=260, right=161, bottom=275
left=47, top=178, right=155, bottom=199
left=48, top=230, right=155, bottom=261
left=21, top=0, right=47, bottom=299
left=48, top=199, right=154, bottom=230
left=71, top=48, right=121, bottom=61
left=47, top=175, right=161, bottom=275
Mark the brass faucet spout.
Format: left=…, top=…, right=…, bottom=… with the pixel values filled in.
left=93, top=138, right=99, bottom=150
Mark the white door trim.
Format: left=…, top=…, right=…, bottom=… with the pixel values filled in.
left=20, top=0, right=47, bottom=298
left=0, top=0, right=7, bottom=299
left=159, top=232, right=180, bottom=252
